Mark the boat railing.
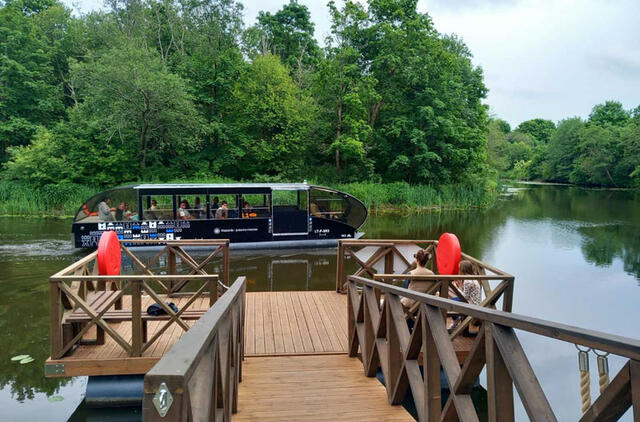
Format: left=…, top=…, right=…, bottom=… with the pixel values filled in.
left=347, top=275, right=640, bottom=422
left=49, top=239, right=230, bottom=360
left=142, top=276, right=246, bottom=421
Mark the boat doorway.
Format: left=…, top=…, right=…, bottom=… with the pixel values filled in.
left=272, top=188, right=309, bottom=237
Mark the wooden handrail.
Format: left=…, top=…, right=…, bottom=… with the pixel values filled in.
left=142, top=276, right=246, bottom=421
left=347, top=275, right=640, bottom=421
left=350, top=276, right=640, bottom=359
left=374, top=274, right=515, bottom=281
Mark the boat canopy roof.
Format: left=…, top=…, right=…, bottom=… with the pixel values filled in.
left=133, top=183, right=312, bottom=194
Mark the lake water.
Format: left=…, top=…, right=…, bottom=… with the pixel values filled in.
left=0, top=183, right=638, bottom=421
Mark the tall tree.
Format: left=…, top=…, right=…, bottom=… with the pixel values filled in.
left=543, top=117, right=583, bottom=182
left=226, top=54, right=315, bottom=179
left=515, top=118, right=555, bottom=144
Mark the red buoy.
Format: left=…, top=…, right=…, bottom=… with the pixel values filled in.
left=97, top=231, right=121, bottom=276
left=436, top=233, right=461, bottom=275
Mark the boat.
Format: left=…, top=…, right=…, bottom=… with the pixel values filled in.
left=72, top=183, right=367, bottom=249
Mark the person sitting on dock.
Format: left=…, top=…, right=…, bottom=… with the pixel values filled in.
left=215, top=201, right=228, bottom=219
left=400, top=249, right=434, bottom=310
left=178, top=200, right=192, bottom=220
left=454, top=260, right=481, bottom=306
left=98, top=197, right=115, bottom=221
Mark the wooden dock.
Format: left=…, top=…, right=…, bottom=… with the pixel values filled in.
left=234, top=355, right=414, bottom=421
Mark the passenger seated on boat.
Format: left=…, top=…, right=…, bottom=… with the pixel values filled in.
left=215, top=201, right=228, bottom=219
left=310, top=201, right=322, bottom=217
left=146, top=200, right=159, bottom=220
left=242, top=201, right=257, bottom=218
left=400, top=249, right=434, bottom=310
left=115, top=202, right=125, bottom=220
left=193, top=197, right=204, bottom=219
left=178, top=200, right=192, bottom=220
left=98, top=197, right=115, bottom=221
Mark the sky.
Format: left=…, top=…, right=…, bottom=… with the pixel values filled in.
left=63, top=0, right=640, bottom=127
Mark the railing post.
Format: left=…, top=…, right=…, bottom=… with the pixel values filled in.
left=485, top=323, right=514, bottom=422
left=502, top=277, right=515, bottom=312
left=132, top=280, right=143, bottom=357
left=168, top=247, right=176, bottom=293
left=50, top=281, right=63, bottom=359
left=423, top=304, right=441, bottom=421
left=224, top=242, right=230, bottom=287
left=336, top=241, right=344, bottom=292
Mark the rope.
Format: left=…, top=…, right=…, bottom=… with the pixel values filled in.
left=594, top=350, right=610, bottom=394
left=576, top=345, right=591, bottom=414
left=579, top=369, right=591, bottom=414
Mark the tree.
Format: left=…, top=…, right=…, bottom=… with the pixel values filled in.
left=249, top=1, right=320, bottom=72
left=571, top=125, right=621, bottom=186
left=0, top=0, right=67, bottom=160
left=588, top=101, right=629, bottom=126
left=226, top=54, right=315, bottom=179
left=515, top=118, right=555, bottom=144
left=330, top=0, right=488, bottom=184
left=543, top=117, right=583, bottom=182
left=71, top=45, right=202, bottom=178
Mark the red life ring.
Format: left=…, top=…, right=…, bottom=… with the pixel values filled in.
left=97, top=231, right=121, bottom=276
left=436, top=233, right=461, bottom=275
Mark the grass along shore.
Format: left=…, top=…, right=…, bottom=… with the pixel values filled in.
left=0, top=180, right=498, bottom=217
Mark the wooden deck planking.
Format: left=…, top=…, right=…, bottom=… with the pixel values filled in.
left=234, top=355, right=413, bottom=422
left=244, top=291, right=348, bottom=357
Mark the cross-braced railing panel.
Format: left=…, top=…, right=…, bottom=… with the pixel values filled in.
left=143, top=277, right=246, bottom=421
left=49, top=239, right=231, bottom=360
left=348, top=276, right=640, bottom=422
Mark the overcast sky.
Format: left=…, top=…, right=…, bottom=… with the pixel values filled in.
left=65, top=0, right=640, bottom=126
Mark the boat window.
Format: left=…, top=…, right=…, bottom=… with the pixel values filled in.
left=273, top=190, right=308, bottom=210
left=176, top=195, right=206, bottom=220
left=142, top=195, right=175, bottom=220
left=74, top=188, right=138, bottom=222
left=239, top=194, right=270, bottom=218
left=210, top=194, right=239, bottom=219
left=309, top=188, right=367, bottom=229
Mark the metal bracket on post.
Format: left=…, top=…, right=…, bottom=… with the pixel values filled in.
left=152, top=382, right=173, bottom=417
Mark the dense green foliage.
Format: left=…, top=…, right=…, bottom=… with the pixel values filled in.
left=488, top=101, right=640, bottom=187
left=0, top=0, right=490, bottom=193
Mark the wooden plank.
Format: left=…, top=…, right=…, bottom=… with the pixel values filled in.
left=45, top=357, right=159, bottom=377
left=309, top=292, right=344, bottom=352
left=245, top=292, right=255, bottom=355
left=234, top=355, right=413, bottom=422
left=254, top=292, right=265, bottom=354
left=276, top=292, right=296, bottom=354
left=281, top=292, right=305, bottom=353
left=262, top=292, right=276, bottom=354
left=269, top=292, right=285, bottom=354
left=294, top=292, right=325, bottom=352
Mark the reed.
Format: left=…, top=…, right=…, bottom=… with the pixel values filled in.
left=0, top=181, right=96, bottom=217
left=0, top=179, right=497, bottom=217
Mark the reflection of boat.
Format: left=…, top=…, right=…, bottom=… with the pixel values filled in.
left=72, top=183, right=367, bottom=249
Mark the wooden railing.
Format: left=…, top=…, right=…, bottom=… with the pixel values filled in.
left=336, top=239, right=513, bottom=297
left=347, top=275, right=640, bottom=422
left=142, top=276, right=246, bottom=421
left=49, top=240, right=230, bottom=359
